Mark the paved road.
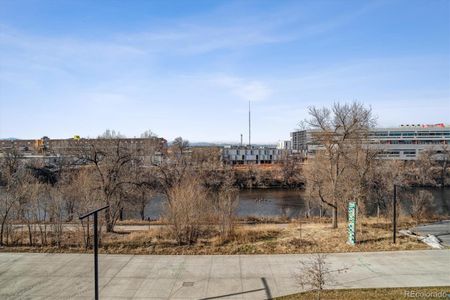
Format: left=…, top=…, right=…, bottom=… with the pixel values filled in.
left=0, top=250, right=449, bottom=299
left=412, top=220, right=450, bottom=246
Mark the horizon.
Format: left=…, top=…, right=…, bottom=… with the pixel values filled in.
left=1, top=0, right=449, bottom=143
left=2, top=118, right=449, bottom=144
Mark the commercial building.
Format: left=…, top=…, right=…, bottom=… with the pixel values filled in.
left=277, top=140, right=292, bottom=150
left=290, top=123, right=450, bottom=160
left=290, top=130, right=313, bottom=156
left=0, top=136, right=167, bottom=164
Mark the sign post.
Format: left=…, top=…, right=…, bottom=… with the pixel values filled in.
left=347, top=202, right=357, bottom=245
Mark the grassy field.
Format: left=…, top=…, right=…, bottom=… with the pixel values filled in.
left=1, top=217, right=433, bottom=255
left=275, top=286, right=450, bottom=300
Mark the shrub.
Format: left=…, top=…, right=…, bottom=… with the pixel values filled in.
left=165, top=177, right=211, bottom=245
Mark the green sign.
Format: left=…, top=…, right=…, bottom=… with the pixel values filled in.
left=348, top=201, right=357, bottom=245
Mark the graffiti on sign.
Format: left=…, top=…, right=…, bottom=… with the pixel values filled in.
left=348, top=201, right=357, bottom=245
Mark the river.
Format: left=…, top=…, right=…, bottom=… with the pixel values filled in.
left=128, top=187, right=450, bottom=220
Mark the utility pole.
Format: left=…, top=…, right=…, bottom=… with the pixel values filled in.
left=248, top=100, right=251, bottom=147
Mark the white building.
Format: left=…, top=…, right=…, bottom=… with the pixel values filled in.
left=277, top=140, right=292, bottom=150
left=290, top=123, right=450, bottom=160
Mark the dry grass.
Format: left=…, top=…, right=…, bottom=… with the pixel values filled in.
left=116, top=219, right=165, bottom=225
left=1, top=217, right=435, bottom=255
left=275, top=286, right=450, bottom=300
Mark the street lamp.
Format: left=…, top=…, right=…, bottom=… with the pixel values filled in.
left=79, top=205, right=109, bottom=300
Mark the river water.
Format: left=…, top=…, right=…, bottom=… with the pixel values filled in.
left=132, top=187, right=450, bottom=220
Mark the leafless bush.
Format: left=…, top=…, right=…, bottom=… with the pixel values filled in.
left=409, top=190, right=434, bottom=224
left=296, top=253, right=348, bottom=300
left=202, top=168, right=239, bottom=243
left=165, top=177, right=211, bottom=245
left=214, top=187, right=238, bottom=243
left=70, top=169, right=103, bottom=249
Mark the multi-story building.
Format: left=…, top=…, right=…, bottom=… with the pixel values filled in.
left=290, top=123, right=450, bottom=160
left=291, top=130, right=313, bottom=156
left=368, top=124, right=449, bottom=160
left=277, top=140, right=292, bottom=150
left=222, top=146, right=288, bottom=165
left=0, top=136, right=167, bottom=164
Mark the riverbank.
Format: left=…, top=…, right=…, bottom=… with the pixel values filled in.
left=1, top=217, right=438, bottom=255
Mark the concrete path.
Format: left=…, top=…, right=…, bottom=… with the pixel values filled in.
left=412, top=220, right=450, bottom=246
left=0, top=250, right=448, bottom=299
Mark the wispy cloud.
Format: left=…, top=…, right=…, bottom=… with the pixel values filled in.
left=1, top=0, right=448, bottom=141
left=210, top=75, right=272, bottom=101
left=116, top=1, right=383, bottom=55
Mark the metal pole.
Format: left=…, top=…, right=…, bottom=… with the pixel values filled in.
left=94, top=212, right=99, bottom=300
left=79, top=205, right=108, bottom=300
left=248, top=100, right=251, bottom=147
left=393, top=184, right=397, bottom=244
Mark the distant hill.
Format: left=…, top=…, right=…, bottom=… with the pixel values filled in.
left=189, top=142, right=219, bottom=147
left=189, top=142, right=277, bottom=147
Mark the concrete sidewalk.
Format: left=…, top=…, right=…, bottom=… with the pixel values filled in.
left=0, top=250, right=449, bottom=299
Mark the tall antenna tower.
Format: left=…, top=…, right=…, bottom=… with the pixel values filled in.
left=248, top=100, right=251, bottom=147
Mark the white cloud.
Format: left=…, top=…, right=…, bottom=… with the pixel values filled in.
left=210, top=75, right=272, bottom=101
left=84, top=92, right=133, bottom=106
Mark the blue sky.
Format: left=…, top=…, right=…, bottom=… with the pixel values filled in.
left=0, top=0, right=449, bottom=143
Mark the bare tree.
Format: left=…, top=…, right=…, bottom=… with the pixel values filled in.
left=172, top=137, right=189, bottom=156
left=18, top=175, right=42, bottom=246
left=343, top=143, right=381, bottom=217
left=0, top=150, right=20, bottom=245
left=191, top=147, right=222, bottom=167
left=128, top=165, right=158, bottom=221
left=73, top=140, right=138, bottom=232
left=305, top=102, right=376, bottom=228
left=140, top=130, right=158, bottom=139
left=98, top=129, right=126, bottom=139
left=436, top=145, right=450, bottom=186
left=280, top=155, right=304, bottom=188
left=0, top=152, right=51, bottom=247
left=155, top=138, right=192, bottom=199
left=414, top=150, right=437, bottom=186
left=415, top=145, right=450, bottom=187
